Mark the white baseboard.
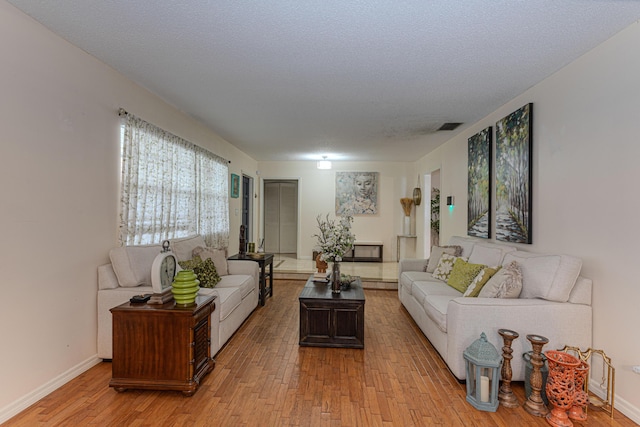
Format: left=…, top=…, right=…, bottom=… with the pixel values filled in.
left=589, top=378, right=640, bottom=424
left=0, top=355, right=101, bottom=424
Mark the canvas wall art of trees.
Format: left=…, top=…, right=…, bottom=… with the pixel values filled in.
left=495, top=103, right=532, bottom=244
left=467, top=127, right=492, bottom=238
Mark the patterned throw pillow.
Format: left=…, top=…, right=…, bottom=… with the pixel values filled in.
left=178, top=256, right=221, bottom=288
left=463, top=266, right=500, bottom=297
left=478, top=261, right=522, bottom=298
left=425, top=245, right=463, bottom=273
left=447, top=259, right=486, bottom=293
left=193, top=246, right=229, bottom=276
left=432, top=254, right=467, bottom=282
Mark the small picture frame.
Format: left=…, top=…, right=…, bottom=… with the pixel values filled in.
left=230, top=173, right=240, bottom=198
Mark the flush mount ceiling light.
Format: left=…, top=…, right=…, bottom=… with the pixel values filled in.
left=317, top=156, right=332, bottom=170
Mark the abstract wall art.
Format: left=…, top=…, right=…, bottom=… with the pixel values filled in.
left=467, top=127, right=492, bottom=239
left=495, top=103, right=533, bottom=244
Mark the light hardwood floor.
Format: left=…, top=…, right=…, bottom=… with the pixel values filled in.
left=5, top=280, right=633, bottom=426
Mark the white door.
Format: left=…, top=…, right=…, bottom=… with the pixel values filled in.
left=264, top=180, right=298, bottom=254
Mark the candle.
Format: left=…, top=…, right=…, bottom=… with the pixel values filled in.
left=480, top=375, right=490, bottom=402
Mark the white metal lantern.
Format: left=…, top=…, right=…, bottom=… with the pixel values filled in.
left=463, top=332, right=502, bottom=412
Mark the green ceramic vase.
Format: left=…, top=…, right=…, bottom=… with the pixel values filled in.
left=172, top=269, right=200, bottom=306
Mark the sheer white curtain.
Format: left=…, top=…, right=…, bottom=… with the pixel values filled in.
left=119, top=110, right=229, bottom=248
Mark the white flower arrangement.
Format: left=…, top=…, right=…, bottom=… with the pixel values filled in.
left=313, top=214, right=355, bottom=263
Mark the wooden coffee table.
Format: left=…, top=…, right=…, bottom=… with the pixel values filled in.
left=298, top=275, right=365, bottom=348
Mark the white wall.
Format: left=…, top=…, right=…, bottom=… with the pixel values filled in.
left=0, top=2, right=257, bottom=421
left=415, top=21, right=640, bottom=421
left=3, top=0, right=639, bottom=422
left=256, top=161, right=416, bottom=262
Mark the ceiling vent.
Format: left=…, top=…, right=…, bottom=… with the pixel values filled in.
left=437, top=122, right=463, bottom=131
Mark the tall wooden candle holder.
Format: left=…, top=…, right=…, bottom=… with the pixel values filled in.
left=498, top=328, right=519, bottom=408
left=524, top=334, right=550, bottom=417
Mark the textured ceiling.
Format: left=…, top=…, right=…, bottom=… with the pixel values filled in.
left=8, top=0, right=640, bottom=162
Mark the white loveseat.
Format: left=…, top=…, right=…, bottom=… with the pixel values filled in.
left=398, top=236, right=592, bottom=381
left=97, top=235, right=259, bottom=359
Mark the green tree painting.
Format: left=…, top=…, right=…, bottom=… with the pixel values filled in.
left=495, top=103, right=532, bottom=244
left=467, top=127, right=492, bottom=238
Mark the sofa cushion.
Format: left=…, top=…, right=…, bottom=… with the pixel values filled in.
left=109, top=244, right=162, bottom=287
left=423, top=294, right=458, bottom=333
left=463, top=266, right=500, bottom=297
left=503, top=252, right=582, bottom=302
left=468, top=243, right=516, bottom=267
left=171, top=235, right=207, bottom=261
left=426, top=245, right=462, bottom=273
left=446, top=236, right=477, bottom=257
left=411, top=280, right=461, bottom=306
left=208, top=286, right=242, bottom=322
left=400, top=271, right=435, bottom=296
left=98, top=264, right=119, bottom=290
left=432, top=254, right=466, bottom=281
left=217, top=274, right=254, bottom=299
left=478, top=261, right=522, bottom=298
left=193, top=246, right=229, bottom=276
left=447, top=259, right=485, bottom=293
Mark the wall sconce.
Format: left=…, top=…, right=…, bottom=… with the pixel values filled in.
left=317, top=156, right=331, bottom=170
left=412, top=174, right=422, bottom=206
left=447, top=196, right=454, bottom=206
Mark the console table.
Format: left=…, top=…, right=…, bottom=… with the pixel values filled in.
left=342, top=241, right=383, bottom=262
left=109, top=294, right=216, bottom=396
left=228, top=253, right=274, bottom=306
left=299, top=275, right=365, bottom=348
left=396, top=234, right=417, bottom=261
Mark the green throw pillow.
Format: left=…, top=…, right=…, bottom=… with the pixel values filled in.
left=178, top=256, right=202, bottom=271
left=463, top=266, right=500, bottom=297
left=447, top=258, right=485, bottom=293
left=178, top=256, right=221, bottom=288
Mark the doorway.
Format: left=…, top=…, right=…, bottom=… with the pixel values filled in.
left=263, top=180, right=298, bottom=255
left=423, top=169, right=440, bottom=258
left=242, top=175, right=253, bottom=243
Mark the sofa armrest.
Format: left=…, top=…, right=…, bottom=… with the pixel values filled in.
left=568, top=276, right=592, bottom=305
left=98, top=264, right=119, bottom=290
left=227, top=260, right=260, bottom=293
left=445, top=297, right=592, bottom=381
left=398, top=258, right=428, bottom=278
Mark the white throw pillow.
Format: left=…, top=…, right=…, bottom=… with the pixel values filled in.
left=171, top=235, right=207, bottom=261
left=478, top=261, right=522, bottom=298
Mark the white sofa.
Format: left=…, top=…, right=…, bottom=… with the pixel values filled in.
left=97, top=235, right=259, bottom=359
left=398, top=236, right=592, bottom=381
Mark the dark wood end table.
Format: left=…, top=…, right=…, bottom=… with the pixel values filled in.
left=109, top=293, right=216, bottom=396
left=299, top=275, right=365, bottom=348
left=228, top=253, right=274, bottom=306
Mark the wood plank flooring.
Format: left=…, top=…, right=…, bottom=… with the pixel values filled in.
left=5, top=280, right=635, bottom=426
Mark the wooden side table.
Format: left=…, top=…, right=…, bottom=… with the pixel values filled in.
left=109, top=294, right=216, bottom=396
left=228, top=253, right=274, bottom=306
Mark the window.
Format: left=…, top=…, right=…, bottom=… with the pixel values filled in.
left=119, top=110, right=229, bottom=248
